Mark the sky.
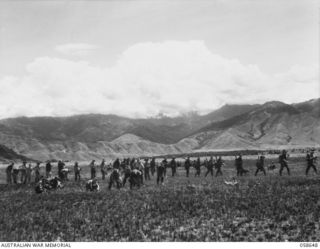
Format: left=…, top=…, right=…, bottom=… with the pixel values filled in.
left=0, top=0, right=318, bottom=119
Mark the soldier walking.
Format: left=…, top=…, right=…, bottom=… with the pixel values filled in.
left=255, top=155, right=266, bottom=176
left=205, top=157, right=214, bottom=177
left=215, top=156, right=223, bottom=177
left=235, top=155, right=244, bottom=176
left=279, top=150, right=290, bottom=176
left=306, top=150, right=317, bottom=175
left=194, top=157, right=201, bottom=177
left=74, top=161, right=81, bottom=181
left=58, top=160, right=65, bottom=180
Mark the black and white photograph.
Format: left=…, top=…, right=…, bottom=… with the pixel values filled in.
left=0, top=0, right=319, bottom=244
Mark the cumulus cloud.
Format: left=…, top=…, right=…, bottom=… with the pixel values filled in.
left=55, top=43, right=99, bottom=56
left=0, top=40, right=318, bottom=119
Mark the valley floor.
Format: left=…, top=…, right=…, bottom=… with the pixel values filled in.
left=0, top=158, right=319, bottom=241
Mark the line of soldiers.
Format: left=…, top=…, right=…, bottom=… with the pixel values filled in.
left=5, top=149, right=318, bottom=185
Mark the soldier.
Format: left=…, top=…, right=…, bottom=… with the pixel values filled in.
left=170, top=158, right=177, bottom=177
left=150, top=157, right=156, bottom=176
left=194, top=157, right=201, bottom=177
left=100, top=159, right=106, bottom=180
left=205, top=157, right=214, bottom=177
left=6, top=162, right=14, bottom=184
left=12, top=163, right=19, bottom=184
left=45, top=161, right=52, bottom=178
left=157, top=161, right=165, bottom=185
left=58, top=160, right=65, bottom=180
left=89, top=160, right=96, bottom=179
left=26, top=163, right=32, bottom=184
left=144, top=158, right=151, bottom=180
left=255, top=155, right=266, bottom=176
left=162, top=158, right=168, bottom=177
left=235, top=155, right=244, bottom=176
left=74, top=161, right=81, bottom=181
left=20, top=161, right=27, bottom=184
left=279, top=150, right=290, bottom=176
left=306, top=150, right=317, bottom=175
left=113, top=158, right=120, bottom=169
left=34, top=162, right=41, bottom=183
left=215, top=156, right=223, bottom=177
left=184, top=157, right=191, bottom=177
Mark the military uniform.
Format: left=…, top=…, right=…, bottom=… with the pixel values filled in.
left=205, top=157, right=214, bottom=177
left=306, top=151, right=317, bottom=175
left=279, top=151, right=290, bottom=176
left=195, top=157, right=201, bottom=177
left=255, top=155, right=266, bottom=176
left=170, top=158, right=177, bottom=177
left=184, top=157, right=191, bottom=177
left=215, top=157, right=223, bottom=177
left=157, top=162, right=165, bottom=185
left=74, top=162, right=81, bottom=181
left=150, top=158, right=156, bottom=176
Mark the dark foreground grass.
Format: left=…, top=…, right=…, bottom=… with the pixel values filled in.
left=0, top=169, right=320, bottom=242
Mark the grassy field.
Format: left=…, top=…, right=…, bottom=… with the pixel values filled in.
left=0, top=156, right=319, bottom=242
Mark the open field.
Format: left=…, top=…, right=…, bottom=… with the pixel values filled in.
left=0, top=156, right=319, bottom=241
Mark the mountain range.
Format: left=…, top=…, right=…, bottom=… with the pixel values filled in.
left=0, top=98, right=319, bottom=161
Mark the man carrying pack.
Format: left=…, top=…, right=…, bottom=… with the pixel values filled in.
left=279, top=150, right=290, bottom=176
left=306, top=149, right=317, bottom=175
left=205, top=157, right=214, bottom=177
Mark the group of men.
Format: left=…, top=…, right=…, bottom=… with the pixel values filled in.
left=4, top=149, right=318, bottom=186
left=6, top=161, right=41, bottom=184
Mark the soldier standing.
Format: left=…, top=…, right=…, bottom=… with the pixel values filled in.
left=235, top=155, right=244, bottom=176
left=205, top=157, right=214, bottom=177
left=89, top=160, right=96, bottom=179
left=184, top=157, right=191, bottom=177
left=34, top=162, right=41, bottom=183
left=20, top=161, right=27, bottom=184
left=170, top=158, right=177, bottom=177
left=215, top=156, right=223, bottom=177
left=74, top=161, right=81, bottom=181
left=306, top=150, right=317, bottom=175
left=100, top=159, right=106, bottom=180
left=194, top=157, right=201, bottom=177
left=144, top=158, right=151, bottom=180
left=162, top=158, right=168, bottom=177
left=279, top=150, right=290, bottom=176
left=150, top=157, right=156, bottom=177
left=113, top=158, right=120, bottom=169
left=255, top=155, right=266, bottom=176
left=157, top=161, right=165, bottom=185
left=6, top=162, right=14, bottom=184
left=45, top=161, right=52, bottom=178
left=12, top=163, right=19, bottom=184
left=26, top=163, right=32, bottom=183
left=58, top=160, right=65, bottom=179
